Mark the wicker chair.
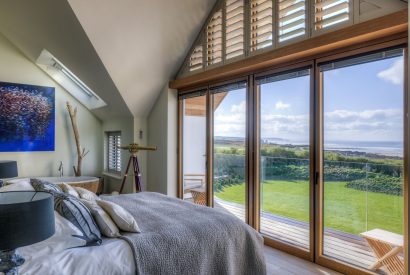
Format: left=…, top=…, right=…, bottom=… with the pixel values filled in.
left=190, top=189, right=206, bottom=205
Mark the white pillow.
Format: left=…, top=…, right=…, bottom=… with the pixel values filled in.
left=0, top=179, right=34, bottom=192
left=5, top=178, right=30, bottom=185
left=97, top=200, right=140, bottom=233
left=19, top=211, right=87, bottom=260
left=59, top=183, right=80, bottom=198
left=81, top=199, right=120, bottom=238
left=74, top=187, right=100, bottom=201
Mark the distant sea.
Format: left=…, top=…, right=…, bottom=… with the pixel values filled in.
left=262, top=138, right=403, bottom=157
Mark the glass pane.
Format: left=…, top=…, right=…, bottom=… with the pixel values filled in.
left=182, top=95, right=207, bottom=205
left=212, top=83, right=247, bottom=222
left=258, top=69, right=311, bottom=250
left=322, top=52, right=404, bottom=272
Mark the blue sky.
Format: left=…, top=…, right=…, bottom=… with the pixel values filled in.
left=214, top=56, right=404, bottom=143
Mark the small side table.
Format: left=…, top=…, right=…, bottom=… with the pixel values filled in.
left=360, top=228, right=404, bottom=275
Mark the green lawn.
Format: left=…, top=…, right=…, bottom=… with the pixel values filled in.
left=215, top=180, right=403, bottom=235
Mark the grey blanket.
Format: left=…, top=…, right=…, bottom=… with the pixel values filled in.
left=102, top=192, right=266, bottom=275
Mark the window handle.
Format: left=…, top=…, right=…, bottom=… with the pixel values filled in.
left=314, top=171, right=320, bottom=185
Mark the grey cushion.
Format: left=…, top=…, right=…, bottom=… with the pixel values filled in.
left=54, top=192, right=102, bottom=246
left=31, top=178, right=63, bottom=194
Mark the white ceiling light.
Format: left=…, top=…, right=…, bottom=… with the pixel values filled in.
left=36, top=49, right=107, bottom=110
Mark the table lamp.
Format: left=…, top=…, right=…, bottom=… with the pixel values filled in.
left=0, top=191, right=55, bottom=275
left=0, top=161, right=18, bottom=188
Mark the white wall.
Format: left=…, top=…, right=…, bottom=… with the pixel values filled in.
left=167, top=90, right=177, bottom=196
left=134, top=117, right=148, bottom=191
left=182, top=116, right=206, bottom=176
left=0, top=33, right=103, bottom=178
left=147, top=85, right=177, bottom=196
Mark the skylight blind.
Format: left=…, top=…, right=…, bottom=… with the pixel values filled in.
left=314, top=0, right=350, bottom=30
left=189, top=45, right=203, bottom=71
left=207, top=9, right=223, bottom=66
left=107, top=131, right=121, bottom=173
left=250, top=0, right=273, bottom=52
left=225, top=0, right=245, bottom=60
left=278, top=0, right=306, bottom=42
left=256, top=68, right=310, bottom=85
left=320, top=48, right=403, bottom=72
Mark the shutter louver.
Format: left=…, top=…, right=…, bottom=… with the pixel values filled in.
left=250, top=0, right=273, bottom=52
left=278, top=0, right=306, bottom=42
left=225, top=0, right=245, bottom=60
left=207, top=9, right=223, bottom=66
left=314, top=0, right=350, bottom=30
left=189, top=45, right=203, bottom=71
left=107, top=132, right=122, bottom=173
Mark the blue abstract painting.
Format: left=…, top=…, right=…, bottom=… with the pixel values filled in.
left=0, top=82, right=55, bottom=152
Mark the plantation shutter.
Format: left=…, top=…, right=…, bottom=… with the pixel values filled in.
left=107, top=131, right=122, bottom=173
left=314, top=0, right=350, bottom=30
left=278, top=0, right=306, bottom=42
left=225, top=0, right=245, bottom=60
left=207, top=9, right=223, bottom=66
left=250, top=0, right=273, bottom=52
left=189, top=45, right=203, bottom=71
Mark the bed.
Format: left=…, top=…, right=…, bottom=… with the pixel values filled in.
left=15, top=191, right=266, bottom=275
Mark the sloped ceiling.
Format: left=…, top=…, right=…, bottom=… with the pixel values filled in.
left=67, top=0, right=217, bottom=117
left=0, top=0, right=133, bottom=120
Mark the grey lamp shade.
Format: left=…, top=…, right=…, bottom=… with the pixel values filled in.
left=0, top=191, right=55, bottom=250
left=0, top=161, right=18, bottom=178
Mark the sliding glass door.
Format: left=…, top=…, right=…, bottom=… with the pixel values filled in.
left=180, top=92, right=208, bottom=204
left=318, top=48, right=405, bottom=273
left=256, top=68, right=312, bottom=253
left=177, top=44, right=408, bottom=275
left=211, top=82, right=247, bottom=222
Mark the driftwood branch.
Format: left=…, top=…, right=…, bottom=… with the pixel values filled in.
left=66, top=102, right=88, bottom=176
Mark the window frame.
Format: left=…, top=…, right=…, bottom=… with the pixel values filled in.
left=106, top=131, right=122, bottom=174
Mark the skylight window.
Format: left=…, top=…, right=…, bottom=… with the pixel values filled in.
left=36, top=49, right=107, bottom=110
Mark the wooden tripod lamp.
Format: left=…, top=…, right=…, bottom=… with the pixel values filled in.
left=119, top=143, right=157, bottom=194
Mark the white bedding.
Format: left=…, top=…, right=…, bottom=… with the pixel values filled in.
left=20, top=238, right=135, bottom=275
left=19, top=212, right=135, bottom=275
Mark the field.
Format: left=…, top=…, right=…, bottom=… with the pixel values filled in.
left=215, top=180, right=404, bottom=235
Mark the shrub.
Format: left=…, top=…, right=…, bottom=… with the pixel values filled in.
left=346, top=176, right=403, bottom=196
left=214, top=175, right=242, bottom=192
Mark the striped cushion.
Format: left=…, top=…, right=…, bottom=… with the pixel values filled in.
left=31, top=178, right=62, bottom=194
left=54, top=192, right=102, bottom=246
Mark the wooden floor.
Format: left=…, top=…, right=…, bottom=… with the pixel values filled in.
left=215, top=199, right=377, bottom=270
left=264, top=245, right=341, bottom=275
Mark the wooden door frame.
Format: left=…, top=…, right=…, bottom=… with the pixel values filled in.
left=208, top=76, right=251, bottom=222
left=177, top=88, right=209, bottom=201
left=314, top=42, right=408, bottom=275
left=253, top=61, right=315, bottom=261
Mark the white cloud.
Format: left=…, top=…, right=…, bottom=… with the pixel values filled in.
left=324, top=109, right=402, bottom=141
left=377, top=60, right=403, bottom=85
left=275, top=101, right=290, bottom=110
left=230, top=101, right=246, bottom=113
left=213, top=106, right=402, bottom=141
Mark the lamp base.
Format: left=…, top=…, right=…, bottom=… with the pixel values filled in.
left=0, top=249, right=25, bottom=275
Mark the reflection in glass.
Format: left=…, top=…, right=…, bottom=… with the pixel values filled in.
left=182, top=94, right=207, bottom=205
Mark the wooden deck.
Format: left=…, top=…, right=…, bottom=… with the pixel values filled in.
left=215, top=198, right=377, bottom=270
